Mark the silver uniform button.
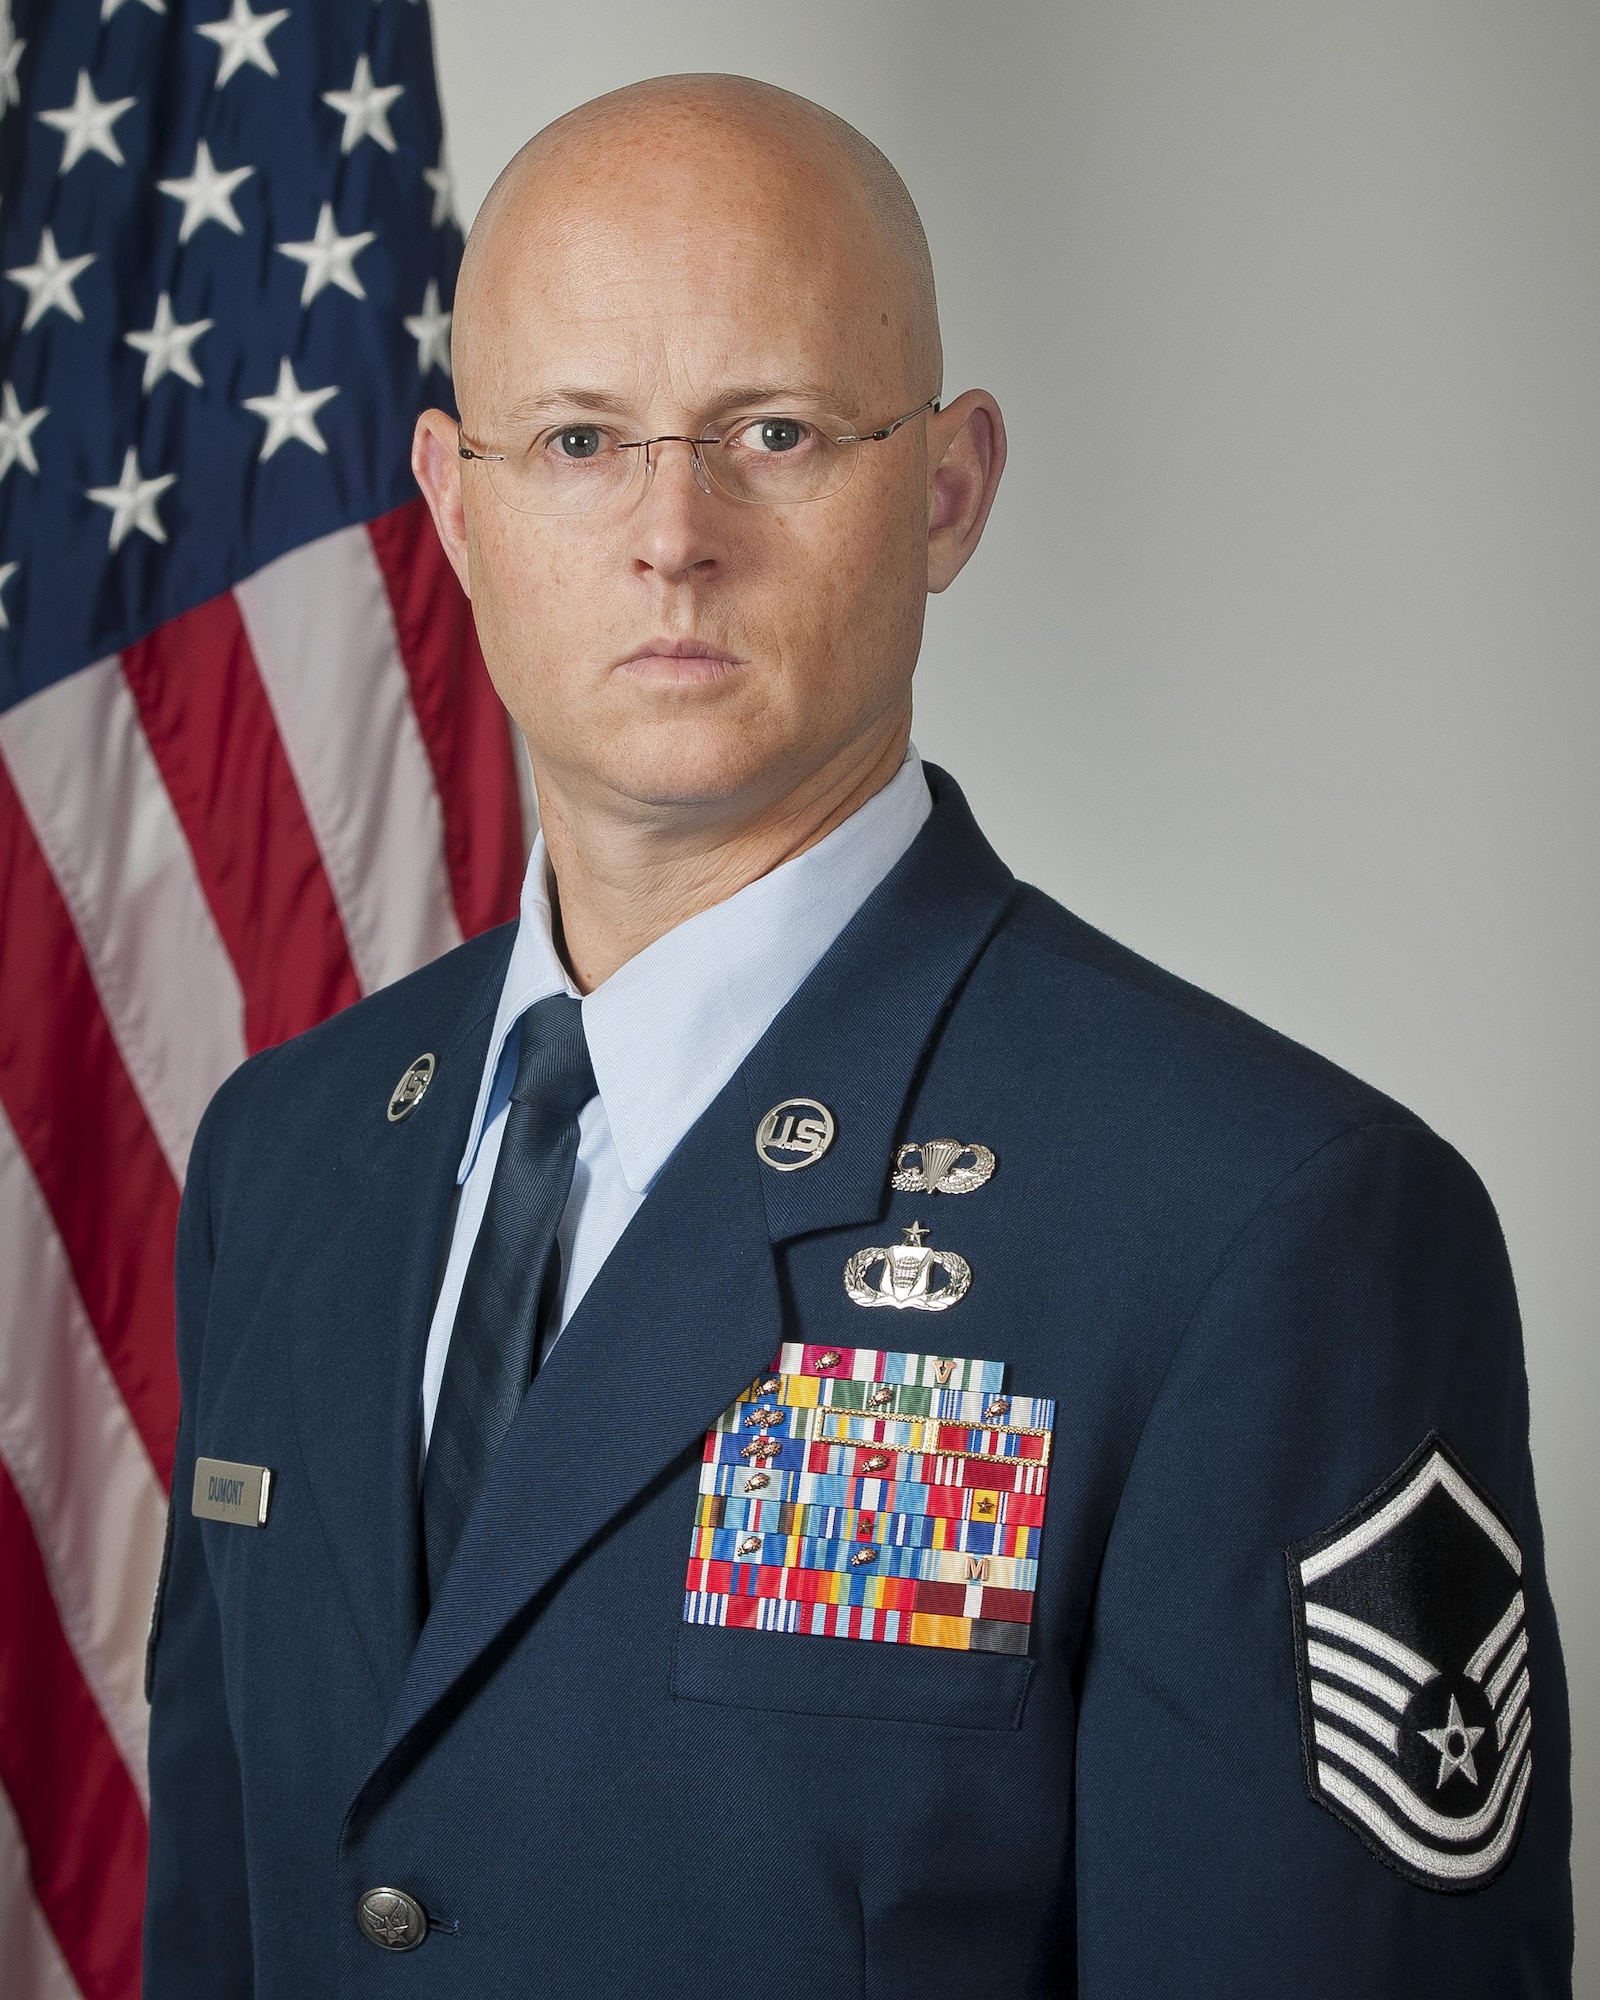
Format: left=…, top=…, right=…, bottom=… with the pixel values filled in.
left=355, top=1886, right=428, bottom=1952
left=387, top=1053, right=436, bottom=1123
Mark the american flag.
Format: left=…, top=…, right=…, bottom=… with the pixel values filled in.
left=0, top=0, right=525, bottom=1990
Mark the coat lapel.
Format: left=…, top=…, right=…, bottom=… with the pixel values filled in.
left=368, top=1076, right=786, bottom=1782
left=360, top=770, right=1017, bottom=1792
left=740, top=768, right=1017, bottom=1247
left=289, top=935, right=510, bottom=1711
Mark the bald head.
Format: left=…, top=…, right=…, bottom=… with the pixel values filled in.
left=453, top=74, right=941, bottom=418
left=412, top=71, right=1004, bottom=908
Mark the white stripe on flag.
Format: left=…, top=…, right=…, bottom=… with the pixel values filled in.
left=0, top=1102, right=164, bottom=1802
left=0, top=1779, right=85, bottom=2000
left=0, top=659, right=247, bottom=1179
left=236, top=525, right=462, bottom=993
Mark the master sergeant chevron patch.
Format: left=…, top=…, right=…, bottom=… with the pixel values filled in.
left=1287, top=1433, right=1532, bottom=1893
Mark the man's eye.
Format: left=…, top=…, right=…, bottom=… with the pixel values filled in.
left=551, top=427, right=605, bottom=460
left=732, top=418, right=808, bottom=454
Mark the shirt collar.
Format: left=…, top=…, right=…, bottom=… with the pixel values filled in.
left=457, top=747, right=932, bottom=1190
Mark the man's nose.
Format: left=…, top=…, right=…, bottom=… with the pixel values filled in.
left=643, top=436, right=715, bottom=497
left=626, top=438, right=722, bottom=582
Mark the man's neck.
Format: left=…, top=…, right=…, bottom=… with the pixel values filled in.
left=533, top=721, right=912, bottom=993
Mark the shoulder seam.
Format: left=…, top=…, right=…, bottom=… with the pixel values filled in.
left=1111, top=1116, right=1439, bottom=1521
left=998, top=907, right=1287, bottom=1046
left=994, top=900, right=1415, bottom=1117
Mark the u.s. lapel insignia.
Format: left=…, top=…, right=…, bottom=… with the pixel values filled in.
left=843, top=1221, right=972, bottom=1312
left=1287, top=1432, right=1532, bottom=1892
left=755, top=1098, right=835, bottom=1170
left=892, top=1139, right=996, bottom=1195
left=386, top=1053, right=436, bottom=1123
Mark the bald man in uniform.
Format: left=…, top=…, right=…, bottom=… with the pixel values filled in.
left=143, top=75, right=1572, bottom=1999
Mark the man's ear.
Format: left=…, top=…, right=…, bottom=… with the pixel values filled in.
left=926, top=389, right=1007, bottom=593
left=413, top=408, right=472, bottom=596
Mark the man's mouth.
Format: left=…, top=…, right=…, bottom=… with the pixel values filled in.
left=613, top=638, right=747, bottom=683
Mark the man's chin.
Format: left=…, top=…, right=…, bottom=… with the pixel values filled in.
left=574, top=719, right=808, bottom=817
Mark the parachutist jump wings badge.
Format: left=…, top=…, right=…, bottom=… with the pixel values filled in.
left=1287, top=1433, right=1533, bottom=1893
left=843, top=1222, right=971, bottom=1312
left=891, top=1139, right=996, bottom=1195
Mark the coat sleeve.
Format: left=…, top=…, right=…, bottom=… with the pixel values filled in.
left=142, top=1085, right=254, bottom=1999
left=1072, top=1120, right=1572, bottom=1998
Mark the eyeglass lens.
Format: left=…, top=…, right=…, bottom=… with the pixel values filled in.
left=474, top=413, right=863, bottom=517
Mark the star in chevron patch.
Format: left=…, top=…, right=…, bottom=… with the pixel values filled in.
left=1287, top=1433, right=1532, bottom=1893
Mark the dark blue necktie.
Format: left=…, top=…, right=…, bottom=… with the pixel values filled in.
left=422, top=994, right=596, bottom=1604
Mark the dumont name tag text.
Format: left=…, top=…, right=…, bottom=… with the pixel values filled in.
left=192, top=1456, right=272, bottom=1527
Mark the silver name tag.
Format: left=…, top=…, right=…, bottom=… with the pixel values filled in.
left=192, top=1456, right=272, bottom=1527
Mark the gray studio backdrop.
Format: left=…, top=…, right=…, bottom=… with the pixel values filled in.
left=430, top=0, right=1598, bottom=1980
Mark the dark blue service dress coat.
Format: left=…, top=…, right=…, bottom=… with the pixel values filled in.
left=143, top=768, right=1572, bottom=1997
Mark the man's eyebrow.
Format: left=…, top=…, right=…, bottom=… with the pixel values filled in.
left=495, top=382, right=847, bottom=427
left=698, top=382, right=844, bottom=410
left=495, top=387, right=636, bottom=426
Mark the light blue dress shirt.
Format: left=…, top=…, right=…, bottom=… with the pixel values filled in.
left=418, top=748, right=932, bottom=1456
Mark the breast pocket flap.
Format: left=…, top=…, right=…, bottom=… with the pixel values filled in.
left=672, top=1621, right=1035, bottom=1731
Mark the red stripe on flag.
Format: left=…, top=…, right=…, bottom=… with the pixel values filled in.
left=0, top=760, right=179, bottom=1485
left=0, top=1463, right=146, bottom=2000
left=366, top=499, right=524, bottom=938
left=121, top=595, right=363, bottom=1051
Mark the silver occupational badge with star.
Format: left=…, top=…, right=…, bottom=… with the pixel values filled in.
left=842, top=1221, right=971, bottom=1312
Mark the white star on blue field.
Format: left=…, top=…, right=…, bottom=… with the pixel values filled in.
left=0, top=0, right=463, bottom=709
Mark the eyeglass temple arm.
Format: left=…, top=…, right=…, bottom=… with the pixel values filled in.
left=861, top=396, right=940, bottom=443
